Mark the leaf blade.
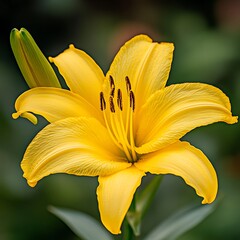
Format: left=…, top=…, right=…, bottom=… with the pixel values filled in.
left=144, top=203, right=217, bottom=240
left=49, top=206, right=113, bottom=240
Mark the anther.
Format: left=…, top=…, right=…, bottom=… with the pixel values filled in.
left=117, top=89, right=123, bottom=111
left=109, top=75, right=115, bottom=89
left=130, top=90, right=135, bottom=111
left=100, top=92, right=106, bottom=111
left=110, top=96, right=115, bottom=113
left=125, top=76, right=131, bottom=93
left=110, top=86, right=115, bottom=97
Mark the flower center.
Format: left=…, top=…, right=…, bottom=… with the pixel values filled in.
left=100, top=76, right=137, bottom=163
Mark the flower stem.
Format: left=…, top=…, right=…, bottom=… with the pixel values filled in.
left=123, top=175, right=163, bottom=239
left=123, top=194, right=137, bottom=240
left=123, top=218, right=135, bottom=240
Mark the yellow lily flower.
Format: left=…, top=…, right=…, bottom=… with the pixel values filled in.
left=13, top=35, right=237, bottom=234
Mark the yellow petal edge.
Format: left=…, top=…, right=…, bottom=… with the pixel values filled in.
left=97, top=166, right=145, bottom=234
left=136, top=141, right=218, bottom=204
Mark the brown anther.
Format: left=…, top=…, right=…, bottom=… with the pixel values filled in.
left=109, top=75, right=115, bottom=89
left=125, top=76, right=131, bottom=93
left=117, top=89, right=123, bottom=111
left=109, top=96, right=115, bottom=113
left=100, top=92, right=106, bottom=111
left=110, top=87, right=115, bottom=97
left=130, top=90, right=135, bottom=111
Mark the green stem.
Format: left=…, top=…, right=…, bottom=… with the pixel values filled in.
left=123, top=194, right=137, bottom=240
left=123, top=175, right=163, bottom=239
left=123, top=218, right=134, bottom=240
left=137, top=175, right=163, bottom=218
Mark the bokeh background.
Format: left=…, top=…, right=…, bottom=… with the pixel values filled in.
left=1, top=0, right=240, bottom=239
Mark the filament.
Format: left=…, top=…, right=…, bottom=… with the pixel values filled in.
left=100, top=75, right=137, bottom=162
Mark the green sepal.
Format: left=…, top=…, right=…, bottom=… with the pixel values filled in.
left=126, top=175, right=163, bottom=236
left=10, top=28, right=61, bottom=88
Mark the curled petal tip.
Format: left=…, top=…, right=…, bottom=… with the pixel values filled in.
left=48, top=56, right=54, bottom=62
left=202, top=199, right=212, bottom=205
left=27, top=179, right=37, bottom=188
left=229, top=116, right=238, bottom=124
left=201, top=193, right=216, bottom=204
left=22, top=171, right=38, bottom=187
left=12, top=112, right=20, bottom=119
left=224, top=115, right=238, bottom=124
left=21, top=112, right=38, bottom=124
left=199, top=189, right=216, bottom=204
left=13, top=111, right=38, bottom=124
left=69, top=44, right=75, bottom=49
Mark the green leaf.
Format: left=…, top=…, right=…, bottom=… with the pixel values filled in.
left=143, top=203, right=217, bottom=240
left=49, top=206, right=113, bottom=240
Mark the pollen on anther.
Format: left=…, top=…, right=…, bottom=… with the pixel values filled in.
left=100, top=92, right=106, bottom=111
left=109, top=96, right=115, bottom=113
left=110, top=87, right=115, bottom=97
left=130, top=90, right=135, bottom=111
left=109, top=75, right=115, bottom=89
left=125, top=76, right=131, bottom=93
left=117, top=89, right=123, bottom=111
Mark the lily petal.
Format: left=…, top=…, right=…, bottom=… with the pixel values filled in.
left=12, top=87, right=102, bottom=124
left=97, top=166, right=145, bottom=234
left=49, top=45, right=104, bottom=109
left=135, top=141, right=218, bottom=204
left=106, top=35, right=174, bottom=108
left=135, top=83, right=238, bottom=154
left=21, top=117, right=131, bottom=187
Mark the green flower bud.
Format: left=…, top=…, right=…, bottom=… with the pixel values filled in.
left=10, top=28, right=61, bottom=88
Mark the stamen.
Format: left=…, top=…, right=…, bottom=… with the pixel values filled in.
left=110, top=87, right=115, bottom=97
left=109, top=96, right=115, bottom=113
left=109, top=75, right=115, bottom=89
left=117, top=89, right=123, bottom=111
left=100, top=92, right=106, bottom=111
left=130, top=91, right=135, bottom=111
left=102, top=106, right=123, bottom=150
left=125, top=76, right=131, bottom=93
left=109, top=75, right=115, bottom=97
left=110, top=113, right=132, bottom=161
left=129, top=105, right=137, bottom=161
left=100, top=75, right=137, bottom=162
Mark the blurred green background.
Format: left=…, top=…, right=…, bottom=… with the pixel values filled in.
left=1, top=0, right=240, bottom=239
